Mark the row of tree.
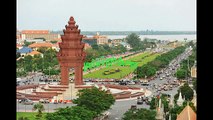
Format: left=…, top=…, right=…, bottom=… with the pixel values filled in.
left=135, top=46, right=186, bottom=78
left=176, top=45, right=196, bottom=80
left=17, top=48, right=59, bottom=77
left=85, top=44, right=127, bottom=62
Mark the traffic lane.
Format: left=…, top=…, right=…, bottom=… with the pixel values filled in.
left=108, top=99, right=149, bottom=120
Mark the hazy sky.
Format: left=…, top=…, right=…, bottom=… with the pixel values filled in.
left=17, top=0, right=196, bottom=31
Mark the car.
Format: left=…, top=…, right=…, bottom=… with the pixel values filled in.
left=160, top=77, right=163, bottom=80
left=128, top=81, right=135, bottom=85
left=39, top=99, right=49, bottom=103
left=141, top=83, right=149, bottom=86
left=21, top=99, right=34, bottom=105
left=119, top=81, right=127, bottom=85
left=130, top=105, right=137, bottom=109
left=137, top=99, right=143, bottom=105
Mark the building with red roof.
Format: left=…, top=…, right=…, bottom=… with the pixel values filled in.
left=28, top=42, right=53, bottom=50
left=176, top=104, right=196, bottom=120
left=27, top=51, right=43, bottom=57
left=21, top=30, right=60, bottom=41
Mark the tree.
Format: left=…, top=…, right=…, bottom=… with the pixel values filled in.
left=176, top=69, right=187, bottom=79
left=24, top=40, right=34, bottom=46
left=91, top=44, right=99, bottom=50
left=135, top=64, right=156, bottom=78
left=174, top=83, right=194, bottom=101
left=122, top=108, right=156, bottom=120
left=45, top=106, right=95, bottom=120
left=32, top=103, right=45, bottom=118
left=193, top=78, right=197, bottom=91
left=126, top=33, right=141, bottom=50
left=37, top=47, right=48, bottom=53
left=73, top=87, right=115, bottom=117
left=50, top=40, right=58, bottom=44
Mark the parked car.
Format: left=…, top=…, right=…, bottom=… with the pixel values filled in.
left=137, top=99, right=143, bottom=105
left=131, top=105, right=137, bottom=110
left=39, top=99, right=49, bottom=103
left=128, top=81, right=135, bottom=85
left=21, top=98, right=34, bottom=105
left=119, top=81, right=127, bottom=85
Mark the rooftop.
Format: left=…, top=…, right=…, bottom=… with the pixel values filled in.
left=176, top=105, right=196, bottom=120
left=17, top=47, right=32, bottom=53
left=28, top=51, right=42, bottom=55
left=22, top=30, right=49, bottom=34
left=29, top=42, right=53, bottom=48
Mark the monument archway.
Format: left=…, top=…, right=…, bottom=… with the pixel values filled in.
left=57, top=16, right=86, bottom=85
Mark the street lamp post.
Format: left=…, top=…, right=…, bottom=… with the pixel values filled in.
left=48, top=102, right=49, bottom=113
left=17, top=99, right=19, bottom=112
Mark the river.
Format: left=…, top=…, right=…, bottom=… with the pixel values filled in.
left=87, top=34, right=196, bottom=41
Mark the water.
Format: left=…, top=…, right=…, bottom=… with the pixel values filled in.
left=87, top=34, right=196, bottom=41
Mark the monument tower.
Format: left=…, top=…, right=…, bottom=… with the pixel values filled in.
left=57, top=16, right=86, bottom=85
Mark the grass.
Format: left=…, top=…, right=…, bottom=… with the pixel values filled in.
left=137, top=53, right=160, bottom=66
left=128, top=52, right=151, bottom=61
left=83, top=66, right=135, bottom=79
left=17, top=112, right=47, bottom=120
left=83, top=52, right=161, bottom=79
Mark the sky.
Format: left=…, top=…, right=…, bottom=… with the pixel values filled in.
left=17, top=0, right=196, bottom=31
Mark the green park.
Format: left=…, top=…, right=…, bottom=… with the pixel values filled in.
left=83, top=52, right=161, bottom=79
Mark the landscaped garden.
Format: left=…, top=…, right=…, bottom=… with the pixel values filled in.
left=83, top=52, right=161, bottom=79
left=17, top=112, right=47, bottom=120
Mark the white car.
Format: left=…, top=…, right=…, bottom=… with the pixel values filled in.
left=128, top=81, right=135, bottom=85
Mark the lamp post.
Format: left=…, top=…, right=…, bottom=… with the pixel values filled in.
left=17, top=98, right=19, bottom=112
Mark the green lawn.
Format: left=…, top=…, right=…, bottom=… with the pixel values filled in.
left=83, top=52, right=161, bottom=79
left=83, top=66, right=135, bottom=79
left=17, top=112, right=47, bottom=120
left=128, top=52, right=151, bottom=61
left=137, top=53, right=160, bottom=66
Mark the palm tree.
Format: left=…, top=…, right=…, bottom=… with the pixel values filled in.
left=32, top=103, right=45, bottom=118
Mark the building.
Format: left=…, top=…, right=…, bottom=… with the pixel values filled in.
left=27, top=51, right=43, bottom=57
left=176, top=104, right=196, bottom=120
left=97, top=36, right=108, bottom=45
left=20, top=30, right=60, bottom=41
left=93, top=32, right=108, bottom=45
left=28, top=42, right=53, bottom=50
left=17, top=46, right=33, bottom=56
left=25, top=39, right=45, bottom=43
left=52, top=43, right=60, bottom=51
left=84, top=43, right=92, bottom=50
left=17, top=30, right=22, bottom=42
left=111, top=39, right=123, bottom=46
left=120, top=42, right=132, bottom=50
left=16, top=44, right=23, bottom=50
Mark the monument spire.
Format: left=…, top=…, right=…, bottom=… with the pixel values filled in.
left=57, top=16, right=86, bottom=85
